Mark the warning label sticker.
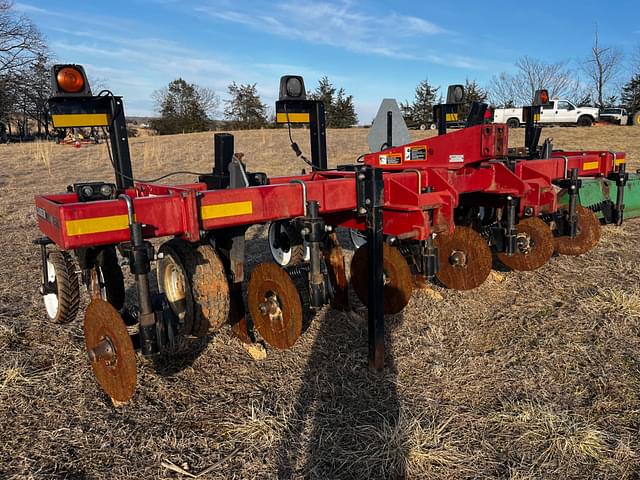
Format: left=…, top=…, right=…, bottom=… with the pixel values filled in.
left=449, top=154, right=464, bottom=163
left=404, top=145, right=427, bottom=161
left=379, top=153, right=402, bottom=165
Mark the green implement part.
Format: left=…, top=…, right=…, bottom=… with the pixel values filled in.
left=558, top=173, right=640, bottom=222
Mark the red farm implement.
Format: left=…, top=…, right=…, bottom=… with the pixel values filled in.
left=35, top=65, right=634, bottom=404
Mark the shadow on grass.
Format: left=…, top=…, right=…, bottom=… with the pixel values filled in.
left=276, top=307, right=408, bottom=479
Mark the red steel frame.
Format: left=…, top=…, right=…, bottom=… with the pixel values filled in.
left=35, top=123, right=625, bottom=251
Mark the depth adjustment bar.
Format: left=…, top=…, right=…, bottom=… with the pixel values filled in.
left=608, top=162, right=628, bottom=225
left=505, top=196, right=518, bottom=255
left=565, top=168, right=582, bottom=238
left=420, top=189, right=438, bottom=278
left=302, top=200, right=327, bottom=309
left=118, top=194, right=158, bottom=356
left=364, top=166, right=385, bottom=370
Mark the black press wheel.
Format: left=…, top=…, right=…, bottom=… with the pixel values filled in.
left=96, top=246, right=125, bottom=311
left=43, top=250, right=80, bottom=323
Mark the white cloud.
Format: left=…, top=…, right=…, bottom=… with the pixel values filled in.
left=195, top=0, right=454, bottom=62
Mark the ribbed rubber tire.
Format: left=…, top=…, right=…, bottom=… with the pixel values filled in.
left=44, top=250, right=80, bottom=324
left=158, top=240, right=195, bottom=336
left=268, top=221, right=305, bottom=267
left=97, top=247, right=125, bottom=311
left=187, top=243, right=230, bottom=336
left=158, top=239, right=230, bottom=337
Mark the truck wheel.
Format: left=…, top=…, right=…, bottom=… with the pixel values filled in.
left=507, top=118, right=519, bottom=128
left=429, top=123, right=437, bottom=130
left=419, top=124, right=427, bottom=131
left=577, top=116, right=593, bottom=127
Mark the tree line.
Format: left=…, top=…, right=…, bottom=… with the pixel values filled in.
left=154, top=25, right=640, bottom=134
left=150, top=75, right=358, bottom=135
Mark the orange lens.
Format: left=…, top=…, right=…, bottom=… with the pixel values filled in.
left=540, top=90, right=549, bottom=104
left=57, top=67, right=85, bottom=93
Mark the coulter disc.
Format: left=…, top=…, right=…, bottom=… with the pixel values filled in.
left=554, top=205, right=601, bottom=256
left=84, top=299, right=136, bottom=405
left=247, top=263, right=303, bottom=350
left=434, top=226, right=492, bottom=290
left=497, top=217, right=554, bottom=271
left=350, top=243, right=413, bottom=314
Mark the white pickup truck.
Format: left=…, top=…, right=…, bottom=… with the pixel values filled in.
left=493, top=99, right=600, bottom=127
left=599, top=107, right=628, bottom=125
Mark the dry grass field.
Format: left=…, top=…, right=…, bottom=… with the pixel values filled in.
left=0, top=124, right=639, bottom=479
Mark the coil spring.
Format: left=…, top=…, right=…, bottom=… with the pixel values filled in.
left=586, top=202, right=603, bottom=212
left=540, top=212, right=555, bottom=223
left=398, top=245, right=413, bottom=258
left=478, top=225, right=493, bottom=241
left=286, top=264, right=309, bottom=279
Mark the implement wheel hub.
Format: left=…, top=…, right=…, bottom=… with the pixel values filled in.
left=449, top=250, right=467, bottom=267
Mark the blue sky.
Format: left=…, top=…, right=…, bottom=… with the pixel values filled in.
left=16, top=0, right=640, bottom=122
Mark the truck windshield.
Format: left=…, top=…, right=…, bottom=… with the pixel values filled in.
left=601, top=108, right=620, bottom=114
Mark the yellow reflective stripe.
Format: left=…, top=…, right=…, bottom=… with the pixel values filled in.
left=533, top=113, right=541, bottom=122
left=614, top=158, right=625, bottom=165
left=51, top=113, right=111, bottom=127
left=446, top=113, right=458, bottom=122
left=201, top=201, right=253, bottom=220
left=276, top=112, right=310, bottom=123
left=65, top=214, right=129, bottom=236
left=583, top=161, right=600, bottom=170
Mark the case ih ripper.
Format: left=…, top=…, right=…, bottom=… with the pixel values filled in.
left=34, top=65, right=638, bottom=404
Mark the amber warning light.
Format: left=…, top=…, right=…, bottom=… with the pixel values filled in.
left=533, top=89, right=549, bottom=106
left=57, top=66, right=85, bottom=93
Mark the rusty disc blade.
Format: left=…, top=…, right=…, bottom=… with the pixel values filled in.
left=554, top=205, right=601, bottom=256
left=497, top=217, right=554, bottom=271
left=350, top=243, right=413, bottom=314
left=323, top=232, right=349, bottom=311
left=434, top=226, right=492, bottom=290
left=84, top=299, right=136, bottom=404
left=247, top=263, right=302, bottom=350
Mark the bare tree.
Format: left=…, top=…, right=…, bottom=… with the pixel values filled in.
left=0, top=1, right=44, bottom=74
left=0, top=1, right=47, bottom=136
left=196, top=85, right=220, bottom=118
left=581, top=26, right=623, bottom=108
left=488, top=56, right=577, bottom=107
